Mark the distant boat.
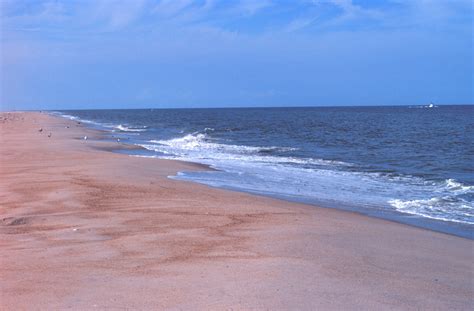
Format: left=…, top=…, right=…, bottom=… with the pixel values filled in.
left=429, top=103, right=434, bottom=108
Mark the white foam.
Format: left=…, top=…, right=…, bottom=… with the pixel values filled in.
left=51, top=112, right=104, bottom=127
left=115, top=124, right=147, bottom=132
left=389, top=198, right=474, bottom=224
left=445, top=179, right=474, bottom=192
left=144, top=132, right=348, bottom=167
left=56, top=113, right=78, bottom=120
left=53, top=112, right=149, bottom=134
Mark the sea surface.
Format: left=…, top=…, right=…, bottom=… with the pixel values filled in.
left=53, top=106, right=474, bottom=238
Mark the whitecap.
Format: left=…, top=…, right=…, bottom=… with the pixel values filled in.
left=115, top=124, right=148, bottom=132
left=144, top=132, right=349, bottom=168
left=389, top=197, right=473, bottom=224
left=445, top=179, right=474, bottom=192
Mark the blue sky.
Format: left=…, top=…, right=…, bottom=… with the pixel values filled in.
left=0, top=0, right=472, bottom=110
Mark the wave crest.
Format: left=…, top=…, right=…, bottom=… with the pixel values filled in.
left=115, top=124, right=148, bottom=132
left=144, top=132, right=350, bottom=168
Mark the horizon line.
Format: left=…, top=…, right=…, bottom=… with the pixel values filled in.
left=2, top=103, right=474, bottom=112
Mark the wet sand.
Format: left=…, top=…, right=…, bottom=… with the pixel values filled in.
left=1, top=112, right=472, bottom=310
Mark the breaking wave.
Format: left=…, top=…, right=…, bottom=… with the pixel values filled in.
left=114, top=124, right=148, bottom=132
left=142, top=132, right=349, bottom=168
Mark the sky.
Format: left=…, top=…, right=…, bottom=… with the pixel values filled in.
left=0, top=0, right=472, bottom=110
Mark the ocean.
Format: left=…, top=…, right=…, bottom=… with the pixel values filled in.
left=53, top=105, right=474, bottom=238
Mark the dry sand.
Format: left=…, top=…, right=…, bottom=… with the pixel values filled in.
left=0, top=112, right=472, bottom=310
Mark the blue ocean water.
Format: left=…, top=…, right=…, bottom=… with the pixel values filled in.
left=54, top=106, right=474, bottom=238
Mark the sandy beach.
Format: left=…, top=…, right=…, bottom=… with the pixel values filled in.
left=0, top=112, right=472, bottom=310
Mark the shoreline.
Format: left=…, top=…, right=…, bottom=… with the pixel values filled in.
left=1, top=112, right=473, bottom=309
left=60, top=110, right=472, bottom=239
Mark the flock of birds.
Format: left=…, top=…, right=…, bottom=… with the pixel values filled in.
left=38, top=127, right=51, bottom=138
left=38, top=120, right=121, bottom=143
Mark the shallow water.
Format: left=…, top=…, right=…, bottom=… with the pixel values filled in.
left=54, top=105, right=474, bottom=238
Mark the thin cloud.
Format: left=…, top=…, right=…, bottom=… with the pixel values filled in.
left=284, top=17, right=318, bottom=32
left=92, top=0, right=148, bottom=30
left=152, top=0, right=194, bottom=18
left=234, top=0, right=273, bottom=16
